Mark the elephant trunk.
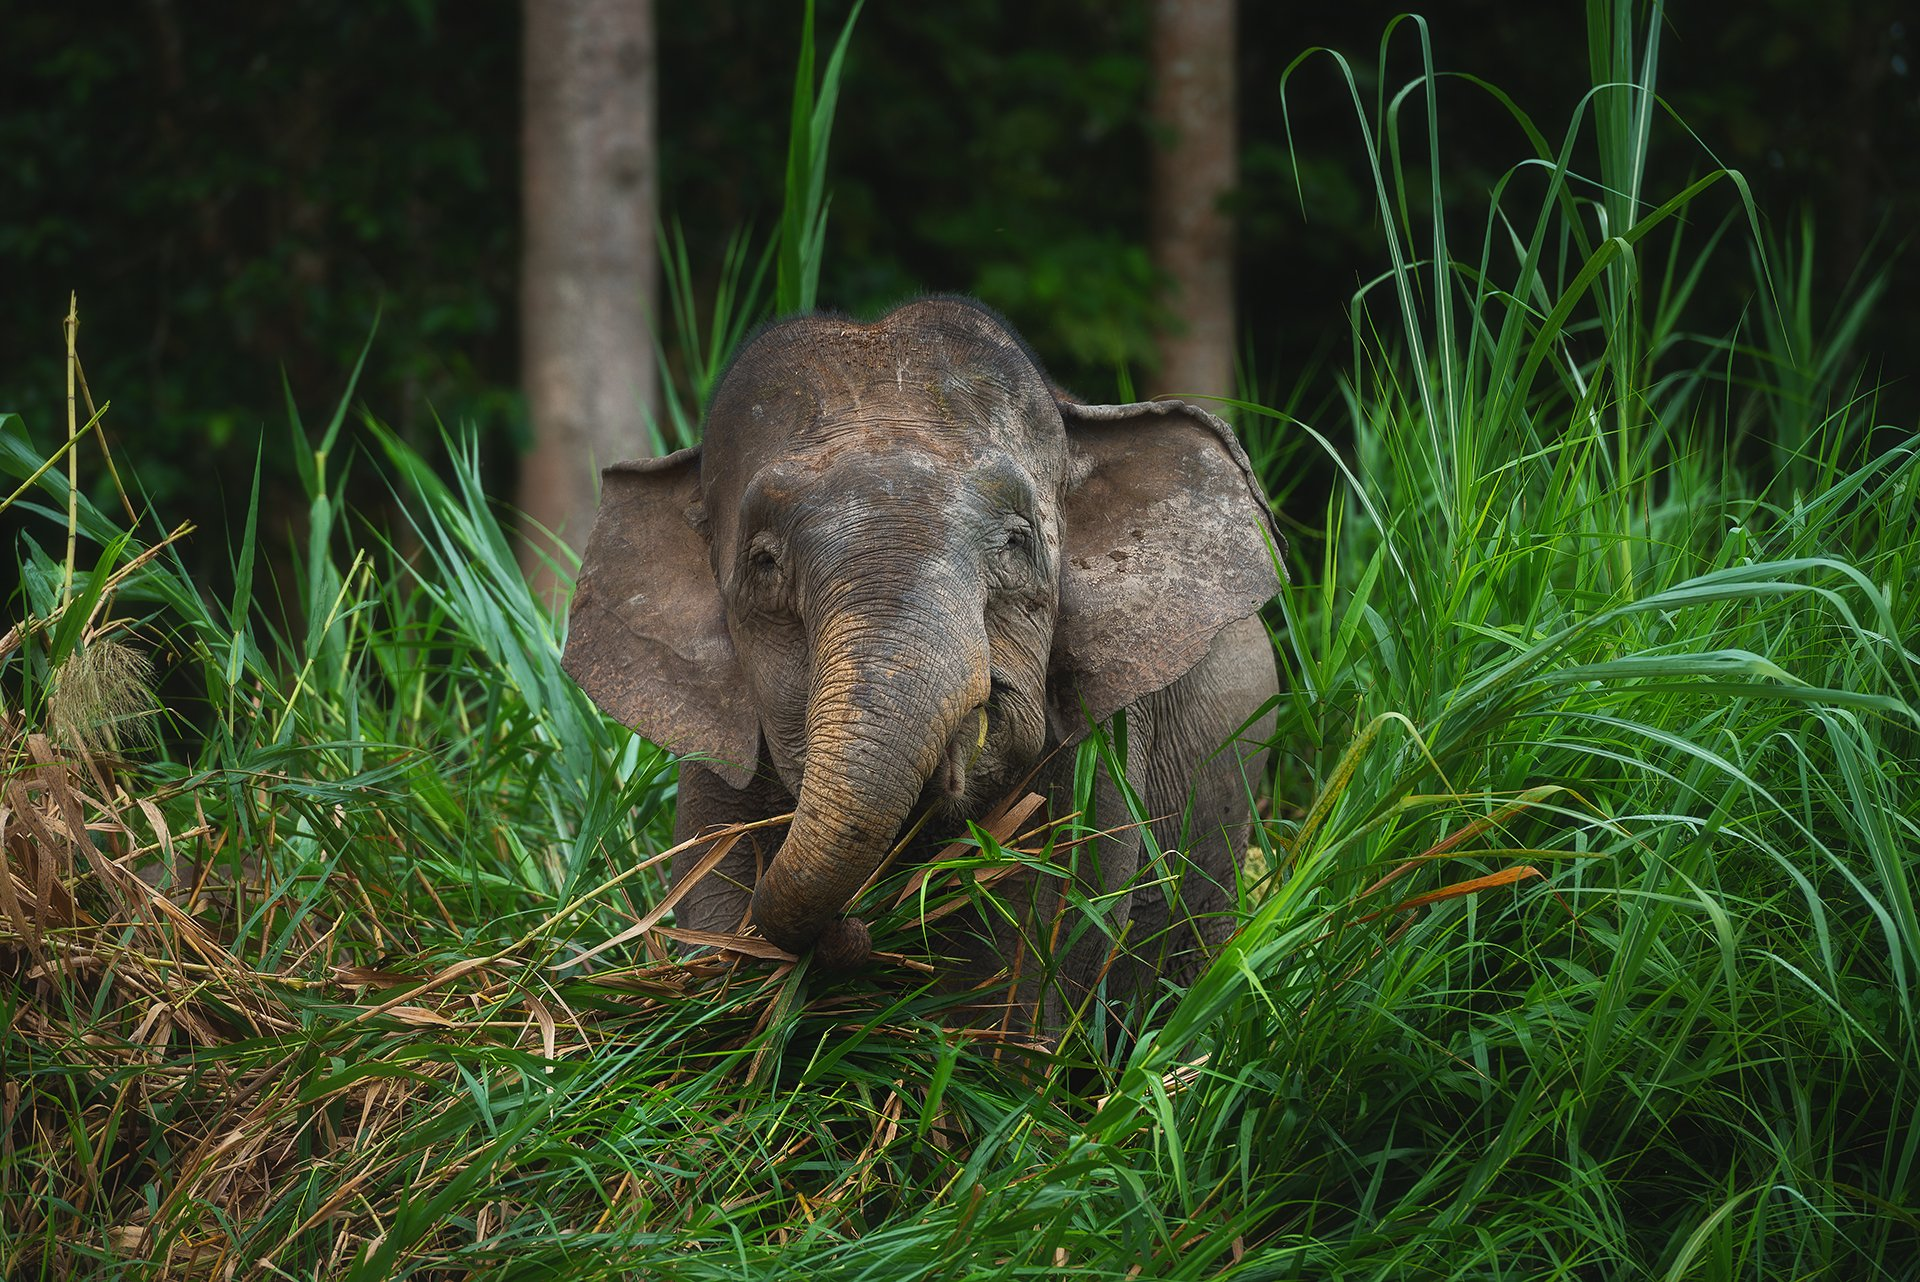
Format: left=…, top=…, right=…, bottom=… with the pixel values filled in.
left=750, top=611, right=989, bottom=964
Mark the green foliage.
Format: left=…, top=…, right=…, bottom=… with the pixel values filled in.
left=9, top=2, right=1912, bottom=554
left=817, top=0, right=1162, bottom=381
left=5, top=2, right=1920, bottom=1277
left=1, top=2, right=521, bottom=529
left=776, top=0, right=866, bottom=316
left=651, top=0, right=863, bottom=450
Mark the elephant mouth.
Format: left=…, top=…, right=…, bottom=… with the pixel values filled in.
left=918, top=679, right=1032, bottom=820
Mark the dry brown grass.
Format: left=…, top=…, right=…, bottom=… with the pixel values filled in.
left=0, top=711, right=1078, bottom=1278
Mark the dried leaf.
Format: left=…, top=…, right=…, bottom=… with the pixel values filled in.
left=381, top=1005, right=458, bottom=1028
left=1387, top=865, right=1542, bottom=915
left=655, top=925, right=798, bottom=961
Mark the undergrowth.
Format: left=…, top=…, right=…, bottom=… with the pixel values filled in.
left=4, top=0, right=1917, bottom=1277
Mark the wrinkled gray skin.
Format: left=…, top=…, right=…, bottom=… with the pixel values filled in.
left=565, top=297, right=1281, bottom=1031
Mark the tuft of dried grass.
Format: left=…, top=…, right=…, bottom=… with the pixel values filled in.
left=0, top=703, right=1074, bottom=1279
left=47, top=636, right=161, bottom=757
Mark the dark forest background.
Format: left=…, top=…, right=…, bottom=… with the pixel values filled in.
left=5, top=1, right=1915, bottom=554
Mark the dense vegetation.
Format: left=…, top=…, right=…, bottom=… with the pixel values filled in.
left=5, top=3, right=1915, bottom=541
left=5, top=4, right=1917, bottom=1278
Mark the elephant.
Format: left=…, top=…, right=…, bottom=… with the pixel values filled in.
left=564, top=296, right=1281, bottom=1035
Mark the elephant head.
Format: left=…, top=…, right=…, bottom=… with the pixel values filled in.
left=564, top=297, right=1281, bottom=959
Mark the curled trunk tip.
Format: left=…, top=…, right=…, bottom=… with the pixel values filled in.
left=813, top=916, right=872, bottom=971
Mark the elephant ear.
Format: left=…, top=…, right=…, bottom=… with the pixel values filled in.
left=1050, top=399, right=1284, bottom=734
left=563, top=448, right=760, bottom=787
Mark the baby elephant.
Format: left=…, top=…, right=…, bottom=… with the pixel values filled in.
left=565, top=297, right=1280, bottom=1033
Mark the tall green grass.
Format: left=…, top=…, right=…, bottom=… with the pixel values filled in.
left=4, top=0, right=1917, bottom=1276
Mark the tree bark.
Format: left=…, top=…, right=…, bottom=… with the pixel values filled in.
left=519, top=0, right=658, bottom=597
left=1148, top=0, right=1237, bottom=402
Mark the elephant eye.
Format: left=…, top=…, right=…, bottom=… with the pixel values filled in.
left=991, top=518, right=1039, bottom=577
left=745, top=529, right=780, bottom=561
left=741, top=533, right=788, bottom=592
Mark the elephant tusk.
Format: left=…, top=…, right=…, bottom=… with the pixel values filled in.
left=968, top=704, right=988, bottom=768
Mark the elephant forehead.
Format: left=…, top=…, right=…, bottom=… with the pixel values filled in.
left=764, top=442, right=1042, bottom=517
left=711, top=332, right=1059, bottom=459
left=702, top=392, right=989, bottom=516
left=795, top=408, right=986, bottom=461
left=831, top=362, right=1061, bottom=464
left=791, top=314, right=1038, bottom=404
left=765, top=449, right=983, bottom=539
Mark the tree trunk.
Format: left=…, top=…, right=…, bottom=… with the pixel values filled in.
left=1147, top=0, right=1237, bottom=403
left=519, top=0, right=658, bottom=598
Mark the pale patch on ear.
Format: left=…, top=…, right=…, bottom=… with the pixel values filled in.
left=1049, top=399, right=1283, bottom=738
left=563, top=448, right=761, bottom=787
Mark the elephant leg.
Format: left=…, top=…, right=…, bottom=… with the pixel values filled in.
left=1037, top=736, right=1148, bottom=1037
left=914, top=735, right=1150, bottom=1042
left=963, top=723, right=1155, bottom=1039
left=669, top=761, right=794, bottom=936
left=1131, top=613, right=1279, bottom=989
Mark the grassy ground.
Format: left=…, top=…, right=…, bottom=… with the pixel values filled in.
left=6, top=4, right=1918, bottom=1278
